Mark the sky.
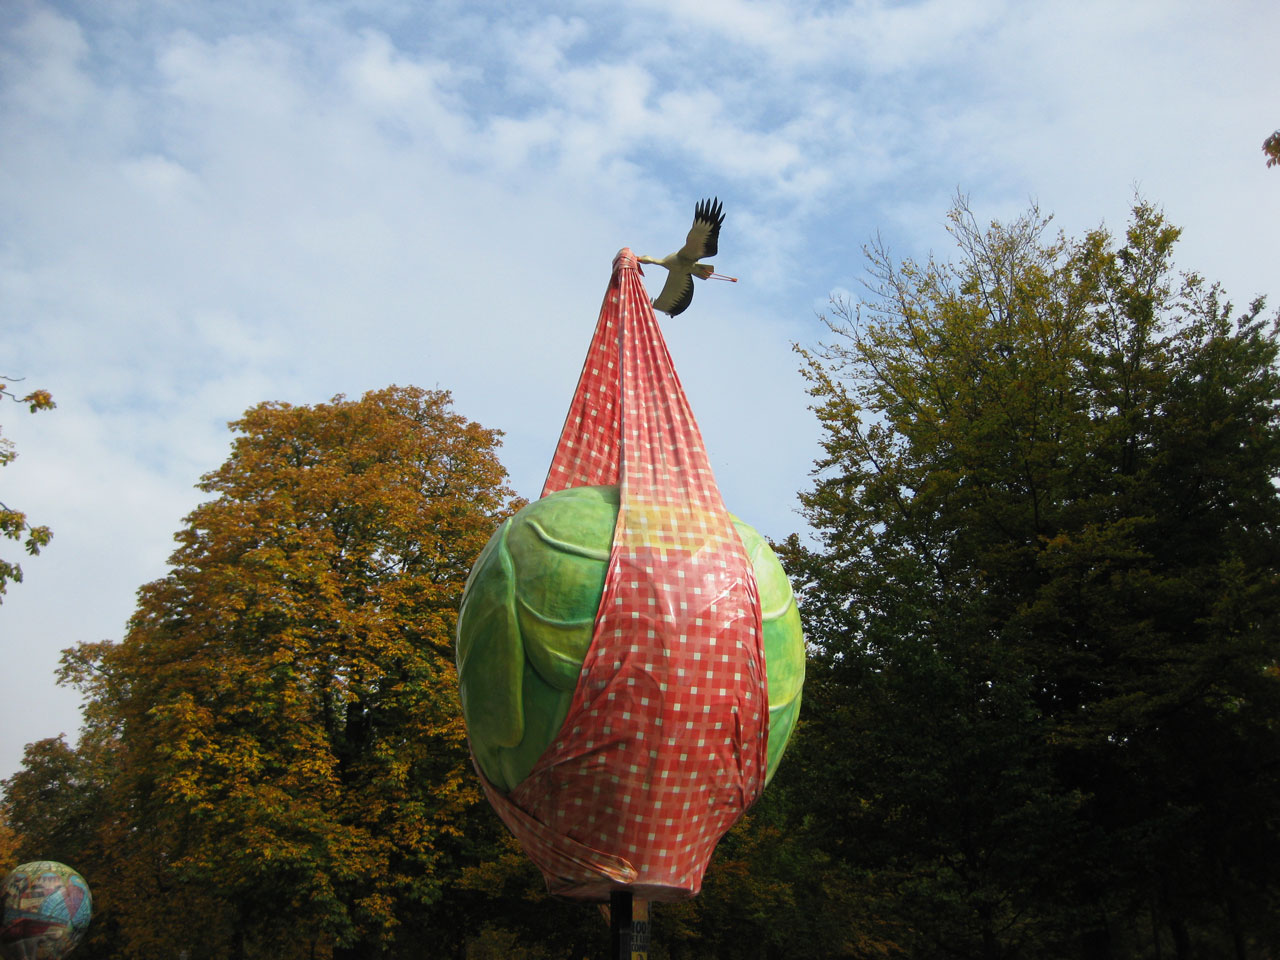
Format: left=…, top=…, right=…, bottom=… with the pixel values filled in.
left=2, top=0, right=1277, bottom=782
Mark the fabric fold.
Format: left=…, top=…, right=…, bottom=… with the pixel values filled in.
left=478, top=248, right=767, bottom=901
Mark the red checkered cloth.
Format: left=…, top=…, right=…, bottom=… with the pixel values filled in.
left=477, top=248, right=768, bottom=901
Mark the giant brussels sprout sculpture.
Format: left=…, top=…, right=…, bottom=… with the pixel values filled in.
left=459, top=485, right=804, bottom=792
left=456, top=244, right=805, bottom=902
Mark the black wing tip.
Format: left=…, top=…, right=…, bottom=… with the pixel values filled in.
left=693, top=196, right=725, bottom=259
left=694, top=196, right=725, bottom=228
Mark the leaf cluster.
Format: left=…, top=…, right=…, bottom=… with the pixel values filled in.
left=0, top=377, right=55, bottom=600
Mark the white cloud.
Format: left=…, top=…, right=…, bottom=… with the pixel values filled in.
left=0, top=6, right=92, bottom=118
left=342, top=28, right=447, bottom=107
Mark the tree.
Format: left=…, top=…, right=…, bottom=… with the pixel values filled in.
left=653, top=778, right=904, bottom=960
left=57, top=385, right=521, bottom=960
left=1, top=734, right=123, bottom=960
left=1264, top=130, right=1280, bottom=168
left=1, top=736, right=104, bottom=868
left=0, top=377, right=54, bottom=600
left=787, top=196, right=1280, bottom=959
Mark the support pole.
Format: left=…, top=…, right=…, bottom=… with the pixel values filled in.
left=610, top=889, right=633, bottom=960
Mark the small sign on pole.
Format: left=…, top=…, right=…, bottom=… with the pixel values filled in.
left=630, top=900, right=650, bottom=960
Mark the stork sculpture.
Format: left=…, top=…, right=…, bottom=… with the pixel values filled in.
left=638, top=197, right=738, bottom=317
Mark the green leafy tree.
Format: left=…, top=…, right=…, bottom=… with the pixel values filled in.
left=787, top=196, right=1280, bottom=959
left=2, top=736, right=103, bottom=867
left=1, top=733, right=123, bottom=960
left=451, top=830, right=609, bottom=960
left=56, top=385, right=521, bottom=960
left=656, top=779, right=903, bottom=960
left=0, top=378, right=55, bottom=600
left=1264, top=130, right=1279, bottom=168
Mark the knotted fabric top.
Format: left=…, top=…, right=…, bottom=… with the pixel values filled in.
left=477, top=248, right=768, bottom=901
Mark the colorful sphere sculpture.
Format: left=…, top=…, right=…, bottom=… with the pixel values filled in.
left=457, top=483, right=806, bottom=795
left=0, top=861, right=92, bottom=960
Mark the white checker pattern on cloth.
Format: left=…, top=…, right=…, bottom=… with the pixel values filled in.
left=477, top=249, right=768, bottom=901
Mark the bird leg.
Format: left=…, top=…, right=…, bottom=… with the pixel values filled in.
left=693, top=263, right=737, bottom=282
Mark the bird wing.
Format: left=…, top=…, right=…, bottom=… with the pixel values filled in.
left=651, top=267, right=695, bottom=317
left=677, top=197, right=725, bottom=262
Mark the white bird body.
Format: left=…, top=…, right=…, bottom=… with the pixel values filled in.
left=638, top=197, right=737, bottom=316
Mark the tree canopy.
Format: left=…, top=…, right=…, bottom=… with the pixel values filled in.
left=15, top=386, right=523, bottom=959
left=784, top=196, right=1280, bottom=959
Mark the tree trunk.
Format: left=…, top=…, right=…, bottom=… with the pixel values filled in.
left=333, top=941, right=379, bottom=960
left=1078, top=891, right=1114, bottom=960
left=978, top=903, right=1000, bottom=960
left=1168, top=915, right=1192, bottom=960
left=1080, top=926, right=1113, bottom=960
left=1225, top=891, right=1247, bottom=960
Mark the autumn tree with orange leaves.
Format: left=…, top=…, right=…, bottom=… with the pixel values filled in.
left=57, top=386, right=521, bottom=960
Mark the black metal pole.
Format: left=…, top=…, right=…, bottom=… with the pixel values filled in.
left=610, top=888, right=633, bottom=960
